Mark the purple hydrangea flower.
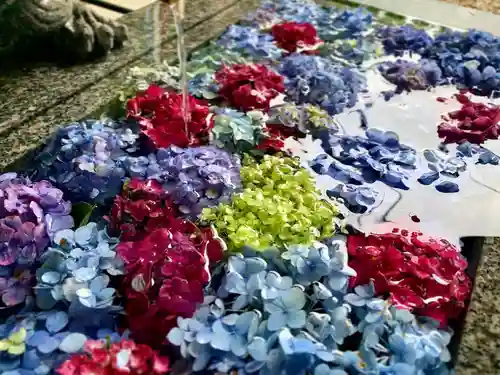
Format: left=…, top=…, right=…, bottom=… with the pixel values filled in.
left=378, top=59, right=443, bottom=94
left=279, top=54, right=367, bottom=115
left=124, top=146, right=242, bottom=217
left=0, top=173, right=73, bottom=267
left=378, top=25, right=433, bottom=56
left=33, top=119, right=139, bottom=204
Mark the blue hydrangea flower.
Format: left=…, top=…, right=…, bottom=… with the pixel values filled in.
left=279, top=54, right=367, bottom=115
left=188, top=72, right=219, bottom=100
left=327, top=183, right=379, bottom=214
left=220, top=254, right=267, bottom=310
left=422, top=29, right=500, bottom=94
left=218, top=25, right=283, bottom=60
left=263, top=286, right=306, bottom=331
left=331, top=8, right=373, bottom=35
left=34, top=223, right=123, bottom=312
left=378, top=25, right=433, bottom=56
left=33, top=119, right=139, bottom=204
left=313, top=128, right=417, bottom=190
left=124, top=146, right=242, bottom=217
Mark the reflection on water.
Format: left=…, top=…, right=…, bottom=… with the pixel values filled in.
left=288, top=68, right=500, bottom=242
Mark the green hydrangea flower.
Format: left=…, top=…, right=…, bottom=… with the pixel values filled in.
left=202, top=155, right=340, bottom=250
left=212, top=110, right=265, bottom=153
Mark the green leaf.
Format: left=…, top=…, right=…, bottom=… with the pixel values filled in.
left=71, top=202, right=96, bottom=228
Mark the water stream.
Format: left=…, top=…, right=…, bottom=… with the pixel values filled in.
left=169, top=0, right=190, bottom=135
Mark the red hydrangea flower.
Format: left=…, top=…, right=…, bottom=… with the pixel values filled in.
left=127, top=85, right=212, bottom=149
left=57, top=339, right=169, bottom=375
left=117, top=224, right=225, bottom=347
left=347, top=229, right=472, bottom=325
left=106, top=178, right=178, bottom=241
left=437, top=92, right=500, bottom=144
left=256, top=124, right=293, bottom=153
left=271, top=22, right=323, bottom=53
left=215, top=64, right=285, bottom=112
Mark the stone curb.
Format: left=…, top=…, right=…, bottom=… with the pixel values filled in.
left=350, top=0, right=500, bottom=35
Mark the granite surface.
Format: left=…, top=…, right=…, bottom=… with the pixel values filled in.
left=0, top=0, right=499, bottom=374
left=0, top=0, right=240, bottom=136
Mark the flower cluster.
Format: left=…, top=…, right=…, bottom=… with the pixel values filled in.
left=167, top=239, right=453, bottom=375
left=0, top=310, right=121, bottom=375
left=188, top=43, right=252, bottom=74
left=201, top=155, right=340, bottom=250
left=437, top=93, right=500, bottom=144
left=117, top=225, right=224, bottom=347
left=267, top=103, right=337, bottom=136
left=331, top=8, right=373, bottom=35
left=215, top=64, right=285, bottom=112
left=57, top=339, right=169, bottom=375
left=35, top=223, right=123, bottom=312
left=347, top=229, right=472, bottom=325
left=217, top=25, right=283, bottom=60
left=33, top=120, right=138, bottom=204
left=127, top=85, right=212, bottom=149
left=124, top=146, right=242, bottom=217
left=279, top=54, right=366, bottom=115
left=271, top=22, right=323, bottom=53
left=313, top=128, right=418, bottom=190
left=331, top=36, right=383, bottom=65
left=422, top=29, right=500, bottom=94
left=211, top=108, right=266, bottom=153
left=0, top=173, right=73, bottom=308
left=378, top=25, right=433, bottom=56
left=106, top=178, right=178, bottom=241
left=378, top=59, right=443, bottom=93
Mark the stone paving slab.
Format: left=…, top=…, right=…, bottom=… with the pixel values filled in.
left=349, top=0, right=500, bottom=34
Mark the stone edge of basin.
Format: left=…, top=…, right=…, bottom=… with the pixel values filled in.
left=350, top=0, right=500, bottom=35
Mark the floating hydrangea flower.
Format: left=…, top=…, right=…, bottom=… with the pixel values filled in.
left=326, top=183, right=379, bottom=214
left=57, top=338, right=170, bottom=375
left=168, top=242, right=452, bottom=375
left=331, top=8, right=373, bottom=35
left=271, top=22, right=323, bottom=53
left=211, top=108, right=266, bottom=153
left=217, top=25, right=283, bottom=60
left=437, top=93, right=500, bottom=144
left=279, top=54, right=366, bottom=115
left=378, top=59, right=443, bottom=93
left=422, top=29, right=500, bottom=94
left=106, top=178, right=178, bottom=241
left=201, top=155, right=340, bottom=250
left=124, top=146, right=241, bottom=217
left=33, top=120, right=138, bottom=204
left=417, top=148, right=466, bottom=191
left=127, top=85, right=212, bottom=149
left=188, top=42, right=252, bottom=74
left=313, top=128, right=418, bottom=190
left=378, top=25, right=433, bottom=56
left=0, top=173, right=73, bottom=309
left=267, top=103, right=337, bottom=136
left=347, top=229, right=472, bottom=325
left=331, top=36, right=383, bottom=65
left=34, top=222, right=123, bottom=312
left=0, top=310, right=122, bottom=375
left=117, top=226, right=224, bottom=347
left=215, top=63, right=285, bottom=112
